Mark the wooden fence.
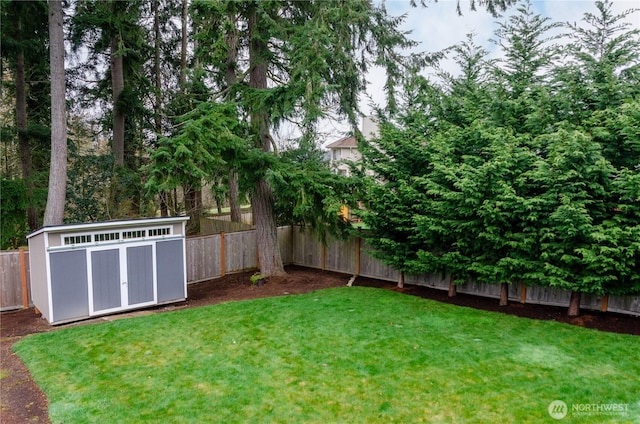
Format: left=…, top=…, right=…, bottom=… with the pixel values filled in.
left=200, top=214, right=254, bottom=235
left=289, top=227, right=640, bottom=316
left=0, top=249, right=31, bottom=311
left=2, top=226, right=639, bottom=316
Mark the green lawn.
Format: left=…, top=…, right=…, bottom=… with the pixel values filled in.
left=14, top=287, right=640, bottom=423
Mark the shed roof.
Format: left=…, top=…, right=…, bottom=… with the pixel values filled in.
left=27, top=216, right=189, bottom=239
left=326, top=136, right=357, bottom=149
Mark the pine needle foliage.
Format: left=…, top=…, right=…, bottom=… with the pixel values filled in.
left=358, top=1, right=640, bottom=307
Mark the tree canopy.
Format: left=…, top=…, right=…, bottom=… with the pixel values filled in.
left=358, top=0, right=640, bottom=315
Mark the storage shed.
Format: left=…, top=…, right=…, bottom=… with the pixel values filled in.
left=27, top=216, right=189, bottom=325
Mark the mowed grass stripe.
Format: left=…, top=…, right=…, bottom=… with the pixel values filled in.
left=14, top=287, right=640, bottom=423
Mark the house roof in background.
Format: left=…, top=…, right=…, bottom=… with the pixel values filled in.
left=326, top=136, right=357, bottom=149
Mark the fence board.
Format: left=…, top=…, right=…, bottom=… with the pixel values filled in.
left=0, top=251, right=30, bottom=311
left=186, top=234, right=222, bottom=283
left=405, top=273, right=450, bottom=290
left=325, top=236, right=357, bottom=274
left=457, top=280, right=503, bottom=299
left=201, top=216, right=254, bottom=235
left=581, top=293, right=606, bottom=311
left=291, top=227, right=322, bottom=269
left=226, top=231, right=257, bottom=273
left=608, top=295, right=640, bottom=315
left=524, top=285, right=572, bottom=307
left=359, top=241, right=399, bottom=282
left=2, top=227, right=639, bottom=316
left=278, top=226, right=292, bottom=265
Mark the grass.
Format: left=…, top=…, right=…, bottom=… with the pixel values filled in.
left=14, top=287, right=640, bottom=423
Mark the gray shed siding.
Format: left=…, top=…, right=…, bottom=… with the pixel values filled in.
left=50, top=250, right=89, bottom=322
left=91, top=249, right=121, bottom=312
left=157, top=240, right=185, bottom=302
left=28, top=233, right=49, bottom=319
left=126, top=245, right=154, bottom=305
left=27, top=217, right=188, bottom=324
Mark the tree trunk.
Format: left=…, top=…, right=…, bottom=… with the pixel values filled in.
left=499, top=282, right=509, bottom=306
left=152, top=0, right=169, bottom=218
left=159, top=192, right=169, bottom=217
left=43, top=0, right=67, bottom=226
left=248, top=6, right=285, bottom=276
left=224, top=12, right=238, bottom=90
left=252, top=178, right=286, bottom=276
left=224, top=17, right=242, bottom=224
left=568, top=290, right=581, bottom=317
left=397, top=271, right=404, bottom=289
left=229, top=169, right=241, bottom=222
left=448, top=276, right=457, bottom=297
left=172, top=188, right=178, bottom=216
left=184, top=185, right=202, bottom=235
left=110, top=36, right=125, bottom=167
left=179, top=0, right=188, bottom=88
left=153, top=0, right=162, bottom=134
left=14, top=19, right=38, bottom=231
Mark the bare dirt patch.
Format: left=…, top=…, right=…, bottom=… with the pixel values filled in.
left=1, top=265, right=638, bottom=423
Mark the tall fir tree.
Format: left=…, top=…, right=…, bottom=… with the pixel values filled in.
left=182, top=0, right=422, bottom=276
left=1, top=0, right=50, bottom=233
left=70, top=0, right=153, bottom=218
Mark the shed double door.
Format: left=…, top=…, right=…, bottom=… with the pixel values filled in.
left=89, top=243, right=156, bottom=315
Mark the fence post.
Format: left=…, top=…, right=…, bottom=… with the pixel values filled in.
left=601, top=295, right=609, bottom=312
left=355, top=237, right=361, bottom=276
left=19, top=247, right=29, bottom=309
left=321, top=243, right=326, bottom=271
left=290, top=225, right=294, bottom=265
left=448, top=276, right=456, bottom=297
left=220, top=231, right=226, bottom=277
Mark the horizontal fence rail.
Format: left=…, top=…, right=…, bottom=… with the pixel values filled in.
left=2, top=226, right=639, bottom=316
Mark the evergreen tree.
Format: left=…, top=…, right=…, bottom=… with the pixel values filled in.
left=550, top=1, right=640, bottom=314
left=270, top=142, right=359, bottom=244
left=146, top=102, right=247, bottom=223
left=70, top=0, right=153, bottom=218
left=533, top=130, right=615, bottom=316
left=358, top=1, right=640, bottom=316
left=437, top=33, right=493, bottom=127
left=358, top=95, right=440, bottom=277
left=43, top=0, right=67, bottom=226
left=557, top=0, right=640, bottom=124
left=185, top=0, right=422, bottom=276
left=1, top=0, right=50, bottom=232
left=488, top=0, right=561, bottom=135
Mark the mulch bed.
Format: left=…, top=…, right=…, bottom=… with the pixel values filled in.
left=1, top=265, right=638, bottom=423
